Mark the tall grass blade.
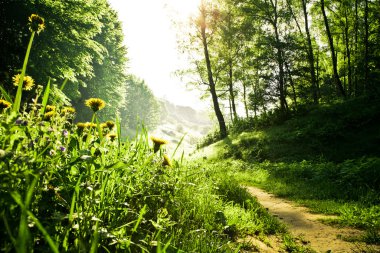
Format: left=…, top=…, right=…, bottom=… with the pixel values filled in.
left=172, top=133, right=186, bottom=158
left=40, top=78, right=51, bottom=115
left=90, top=220, right=100, bottom=253
left=116, top=115, right=121, bottom=156
left=132, top=205, right=147, bottom=233
left=2, top=212, right=17, bottom=247
left=60, top=78, right=68, bottom=91
left=26, top=210, right=59, bottom=253
left=13, top=31, right=35, bottom=112
left=0, top=85, right=12, bottom=102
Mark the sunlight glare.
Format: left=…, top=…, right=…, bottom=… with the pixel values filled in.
left=108, top=0, right=207, bottom=110
left=165, top=0, right=200, bottom=19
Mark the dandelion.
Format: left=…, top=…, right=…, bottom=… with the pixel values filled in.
left=12, top=74, right=35, bottom=90
left=0, top=99, right=12, bottom=110
left=85, top=122, right=97, bottom=128
left=151, top=136, right=168, bottom=153
left=44, top=111, right=55, bottom=121
left=107, top=133, right=117, bottom=141
left=45, top=105, right=56, bottom=112
left=62, top=106, right=76, bottom=115
left=77, top=122, right=86, bottom=134
left=162, top=154, right=172, bottom=167
left=85, top=98, right=105, bottom=112
left=28, top=14, right=45, bottom=34
left=105, top=121, right=115, bottom=130
left=76, top=122, right=87, bottom=130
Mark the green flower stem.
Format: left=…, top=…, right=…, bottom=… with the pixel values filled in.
left=13, top=31, right=35, bottom=112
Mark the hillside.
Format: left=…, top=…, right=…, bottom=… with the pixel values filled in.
left=151, top=99, right=212, bottom=155
left=193, top=98, right=380, bottom=247
left=196, top=97, right=380, bottom=162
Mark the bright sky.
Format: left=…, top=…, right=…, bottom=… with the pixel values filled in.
left=108, top=0, right=207, bottom=110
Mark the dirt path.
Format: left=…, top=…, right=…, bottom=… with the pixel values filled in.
left=246, top=186, right=379, bottom=253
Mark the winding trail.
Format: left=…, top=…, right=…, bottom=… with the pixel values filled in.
left=246, top=186, right=379, bottom=253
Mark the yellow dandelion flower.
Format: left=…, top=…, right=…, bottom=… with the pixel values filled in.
left=162, top=154, right=172, bottom=167
left=62, top=106, right=76, bottom=115
left=106, top=120, right=115, bottom=130
left=76, top=122, right=86, bottom=129
left=28, top=14, right=45, bottom=34
left=84, top=122, right=97, bottom=128
left=85, top=98, right=105, bottom=112
left=151, top=136, right=168, bottom=153
left=100, top=123, right=108, bottom=129
left=0, top=99, right=12, bottom=109
left=107, top=133, right=117, bottom=141
left=12, top=74, right=35, bottom=90
left=44, top=111, right=56, bottom=120
left=45, top=105, right=56, bottom=112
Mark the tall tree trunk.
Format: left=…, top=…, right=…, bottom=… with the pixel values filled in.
left=243, top=81, right=249, bottom=118
left=285, top=61, right=298, bottom=109
left=321, top=0, right=346, bottom=97
left=364, top=0, right=369, bottom=94
left=344, top=7, right=352, bottom=97
left=354, top=0, right=359, bottom=96
left=302, top=0, right=319, bottom=104
left=228, top=60, right=238, bottom=120
left=273, top=18, right=287, bottom=112
left=200, top=8, right=227, bottom=138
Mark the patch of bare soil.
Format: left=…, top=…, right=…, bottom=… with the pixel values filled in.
left=246, top=186, right=380, bottom=253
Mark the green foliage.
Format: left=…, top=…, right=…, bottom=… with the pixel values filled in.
left=0, top=0, right=128, bottom=122
left=208, top=98, right=380, bottom=162
left=121, top=75, right=162, bottom=134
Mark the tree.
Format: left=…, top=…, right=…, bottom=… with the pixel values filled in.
left=320, top=0, right=346, bottom=97
left=75, top=5, right=128, bottom=121
left=180, top=0, right=228, bottom=138
left=120, top=75, right=161, bottom=133
left=0, top=0, right=128, bottom=121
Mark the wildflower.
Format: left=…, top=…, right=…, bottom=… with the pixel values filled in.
left=85, top=122, right=97, bottom=128
left=15, top=119, right=28, bottom=126
left=100, top=123, right=108, bottom=129
left=62, top=129, right=68, bottom=138
left=105, top=121, right=115, bottom=130
left=49, top=149, right=56, bottom=156
left=0, top=149, right=6, bottom=159
left=62, top=106, right=76, bottom=115
left=28, top=14, right=45, bottom=34
left=44, top=111, right=56, bottom=121
left=12, top=74, right=35, bottom=90
left=45, top=105, right=56, bottom=112
left=162, top=154, right=172, bottom=167
left=77, top=122, right=87, bottom=130
left=107, top=133, right=117, bottom=141
left=151, top=136, right=168, bottom=153
left=0, top=99, right=11, bottom=109
left=59, top=146, right=66, bottom=152
left=85, top=98, right=105, bottom=112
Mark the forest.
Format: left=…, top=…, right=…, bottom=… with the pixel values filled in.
left=0, top=0, right=379, bottom=252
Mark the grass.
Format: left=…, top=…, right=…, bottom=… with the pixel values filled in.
left=195, top=98, right=380, bottom=246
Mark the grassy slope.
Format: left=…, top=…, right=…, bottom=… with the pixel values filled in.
left=195, top=97, right=380, bottom=245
